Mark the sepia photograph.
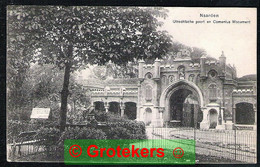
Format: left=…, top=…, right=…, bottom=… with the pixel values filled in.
left=6, top=6, right=256, bottom=164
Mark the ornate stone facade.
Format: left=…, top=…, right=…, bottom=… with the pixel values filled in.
left=84, top=50, right=256, bottom=130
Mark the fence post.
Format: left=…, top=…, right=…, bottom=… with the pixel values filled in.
left=11, top=142, right=16, bottom=161
left=234, top=126, right=236, bottom=161
left=194, top=127, right=196, bottom=142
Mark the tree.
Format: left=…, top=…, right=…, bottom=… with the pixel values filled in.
left=7, top=6, right=173, bottom=131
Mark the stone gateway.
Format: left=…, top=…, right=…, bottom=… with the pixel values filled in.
left=81, top=50, right=256, bottom=130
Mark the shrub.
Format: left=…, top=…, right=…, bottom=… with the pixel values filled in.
left=106, top=126, right=132, bottom=139
left=61, top=127, right=107, bottom=140
left=7, top=120, right=37, bottom=143
left=107, top=120, right=147, bottom=139
left=93, top=111, right=108, bottom=122
left=34, top=127, right=61, bottom=146
left=34, top=127, right=61, bottom=158
left=93, top=111, right=128, bottom=122
left=106, top=112, right=129, bottom=122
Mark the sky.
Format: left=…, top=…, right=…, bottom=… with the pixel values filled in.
left=159, top=7, right=257, bottom=77
left=78, top=7, right=256, bottom=79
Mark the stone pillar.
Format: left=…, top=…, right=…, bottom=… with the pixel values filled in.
left=120, top=102, right=125, bottom=117
left=216, top=107, right=225, bottom=129
left=200, top=107, right=209, bottom=129
left=90, top=101, right=95, bottom=109
left=138, top=59, right=145, bottom=79
left=200, top=55, right=206, bottom=78
left=138, top=107, right=144, bottom=122
left=253, top=107, right=257, bottom=130
left=159, top=107, right=164, bottom=127
left=104, top=102, right=109, bottom=113
left=136, top=81, right=142, bottom=121
left=154, top=58, right=161, bottom=79
left=232, top=107, right=236, bottom=124
left=219, top=51, right=226, bottom=76
left=151, top=107, right=162, bottom=127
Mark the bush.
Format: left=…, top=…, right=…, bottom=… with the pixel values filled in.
left=93, top=112, right=147, bottom=139
left=94, top=111, right=130, bottom=122
left=33, top=126, right=107, bottom=159
left=7, top=120, right=38, bottom=143
left=60, top=126, right=107, bottom=140
left=34, top=127, right=61, bottom=146
left=107, top=112, right=129, bottom=122
left=33, top=127, right=61, bottom=158
left=106, top=126, right=132, bottom=139
left=107, top=120, right=147, bottom=139
left=93, top=111, right=108, bottom=122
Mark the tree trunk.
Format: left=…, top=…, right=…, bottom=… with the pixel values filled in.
left=60, top=45, right=73, bottom=132
left=60, top=63, right=71, bottom=131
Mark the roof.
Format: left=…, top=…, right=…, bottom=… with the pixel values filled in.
left=237, top=74, right=257, bottom=81
left=79, top=78, right=139, bottom=87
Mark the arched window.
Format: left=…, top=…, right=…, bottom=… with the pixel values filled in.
left=162, top=75, right=167, bottom=86
left=196, top=74, right=200, bottom=85
left=145, top=85, right=153, bottom=102
left=208, top=84, right=217, bottom=102
left=236, top=102, right=255, bottom=125
left=188, top=74, right=195, bottom=82
left=124, top=102, right=137, bottom=120
left=178, top=66, right=185, bottom=80
left=208, top=70, right=218, bottom=79
left=145, top=72, right=153, bottom=79
left=169, top=75, right=175, bottom=83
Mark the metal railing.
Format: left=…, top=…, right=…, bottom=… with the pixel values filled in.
left=146, top=126, right=257, bottom=163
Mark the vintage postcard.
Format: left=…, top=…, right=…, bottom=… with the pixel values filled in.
left=6, top=6, right=256, bottom=164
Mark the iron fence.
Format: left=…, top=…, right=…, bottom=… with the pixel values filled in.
left=7, top=140, right=45, bottom=161
left=146, top=126, right=257, bottom=163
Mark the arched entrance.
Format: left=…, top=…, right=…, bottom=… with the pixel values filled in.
left=236, top=102, right=255, bottom=125
left=209, top=109, right=218, bottom=129
left=109, top=102, right=120, bottom=115
left=169, top=89, right=201, bottom=127
left=94, top=101, right=105, bottom=111
left=160, top=80, right=204, bottom=128
left=124, top=102, right=137, bottom=120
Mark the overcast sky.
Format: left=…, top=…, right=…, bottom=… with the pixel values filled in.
left=160, top=7, right=256, bottom=77
left=79, top=7, right=256, bottom=79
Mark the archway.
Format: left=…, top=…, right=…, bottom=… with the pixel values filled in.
left=94, top=101, right=105, bottom=111
left=236, top=102, right=255, bottom=125
left=124, top=102, right=137, bottom=120
left=160, top=80, right=204, bottom=127
left=209, top=109, right=218, bottom=129
left=169, top=89, right=201, bottom=127
left=109, top=102, right=120, bottom=115
left=144, top=108, right=152, bottom=126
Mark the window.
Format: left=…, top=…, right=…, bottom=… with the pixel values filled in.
left=208, top=70, right=217, bottom=79
left=162, top=75, right=167, bottom=85
left=209, top=84, right=217, bottom=101
left=196, top=74, right=200, bottom=85
left=188, top=74, right=195, bottom=82
left=169, top=75, right=175, bottom=83
left=145, top=72, right=153, bottom=79
left=178, top=66, right=185, bottom=80
left=145, top=85, right=153, bottom=102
